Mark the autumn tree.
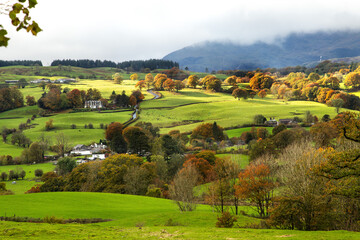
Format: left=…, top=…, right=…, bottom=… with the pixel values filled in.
left=129, top=95, right=137, bottom=107
left=307, top=72, right=320, bottom=81
left=112, top=73, right=123, bottom=84
left=187, top=75, right=199, bottom=89
left=258, top=89, right=267, bottom=98
left=174, top=80, right=185, bottom=92
left=144, top=73, right=154, bottom=89
left=249, top=73, right=274, bottom=90
left=236, top=163, right=276, bottom=218
left=344, top=72, right=360, bottom=89
left=169, top=164, right=199, bottom=211
left=310, top=122, right=338, bottom=147
left=154, top=73, right=167, bottom=90
left=224, top=76, right=237, bottom=86
left=26, top=95, right=36, bottom=106
left=232, top=88, right=248, bottom=100
left=130, top=73, right=139, bottom=81
left=274, top=142, right=332, bottom=230
left=45, top=119, right=54, bottom=131
left=190, top=122, right=224, bottom=142
left=163, top=78, right=175, bottom=91
left=105, top=122, right=123, bottom=141
left=135, top=80, right=146, bottom=91
left=67, top=89, right=83, bottom=108
left=200, top=75, right=222, bottom=92
left=183, top=157, right=214, bottom=183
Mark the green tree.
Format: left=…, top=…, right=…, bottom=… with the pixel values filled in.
left=57, top=157, right=76, bottom=176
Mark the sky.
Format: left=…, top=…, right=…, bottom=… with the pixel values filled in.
left=1, top=0, right=360, bottom=65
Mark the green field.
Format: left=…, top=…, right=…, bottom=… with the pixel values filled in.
left=0, top=163, right=55, bottom=194
left=0, top=193, right=357, bottom=239
left=139, top=89, right=338, bottom=134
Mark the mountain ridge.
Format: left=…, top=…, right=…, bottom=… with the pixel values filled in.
left=163, top=31, right=360, bottom=72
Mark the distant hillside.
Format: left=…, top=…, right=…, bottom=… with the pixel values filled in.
left=163, top=31, right=360, bottom=72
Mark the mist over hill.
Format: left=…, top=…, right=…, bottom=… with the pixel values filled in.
left=163, top=31, right=360, bottom=72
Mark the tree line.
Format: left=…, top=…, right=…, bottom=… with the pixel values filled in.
left=0, top=60, right=42, bottom=67
left=50, top=59, right=179, bottom=71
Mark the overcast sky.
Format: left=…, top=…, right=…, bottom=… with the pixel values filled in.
left=1, top=0, right=360, bottom=65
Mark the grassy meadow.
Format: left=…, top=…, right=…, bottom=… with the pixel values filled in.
left=140, top=89, right=339, bottom=134
left=0, top=192, right=358, bottom=239
left=0, top=163, right=54, bottom=194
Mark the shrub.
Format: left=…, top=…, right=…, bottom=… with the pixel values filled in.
left=254, top=114, right=267, bottom=125
left=84, top=124, right=88, bottom=129
left=216, top=211, right=237, bottom=228
left=0, top=172, right=8, bottom=181
left=34, top=169, right=43, bottom=177
left=70, top=124, right=76, bottom=129
left=146, top=187, right=162, bottom=198
left=41, top=171, right=58, bottom=182
left=43, top=216, right=64, bottom=224
left=88, top=123, right=94, bottom=129
left=25, top=184, right=41, bottom=194
left=100, top=123, right=104, bottom=129
left=45, top=119, right=54, bottom=131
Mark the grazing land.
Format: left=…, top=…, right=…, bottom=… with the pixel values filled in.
left=0, top=193, right=357, bottom=239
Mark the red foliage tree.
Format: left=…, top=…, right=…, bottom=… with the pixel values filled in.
left=105, top=122, right=123, bottom=141
left=183, top=157, right=214, bottom=183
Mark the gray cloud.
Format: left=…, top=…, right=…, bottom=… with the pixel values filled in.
left=1, top=0, right=360, bottom=65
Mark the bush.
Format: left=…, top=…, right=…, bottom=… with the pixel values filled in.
left=88, top=123, right=94, bottom=129
left=84, top=124, right=88, bottom=129
left=70, top=124, right=76, bottom=129
left=146, top=187, right=162, bottom=198
left=216, top=211, right=237, bottom=228
left=254, top=114, right=267, bottom=125
left=25, top=184, right=41, bottom=194
left=34, top=169, right=43, bottom=177
left=100, top=123, right=104, bottom=129
left=0, top=172, right=8, bottom=181
left=164, top=218, right=183, bottom=226
left=43, top=216, right=64, bottom=224
left=45, top=119, right=54, bottom=131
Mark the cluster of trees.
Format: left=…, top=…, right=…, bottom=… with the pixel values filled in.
left=50, top=59, right=178, bottom=71
left=0, top=168, right=26, bottom=181
left=0, top=60, right=42, bottom=67
left=271, top=71, right=360, bottom=111
left=0, top=87, right=24, bottom=112
left=37, top=85, right=107, bottom=111
left=109, top=90, right=144, bottom=107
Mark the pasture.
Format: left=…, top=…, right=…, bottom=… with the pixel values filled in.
left=0, top=162, right=54, bottom=194
left=140, top=89, right=338, bottom=134
left=0, top=193, right=357, bottom=239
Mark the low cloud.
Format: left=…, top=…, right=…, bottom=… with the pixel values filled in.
left=1, top=0, right=360, bottom=65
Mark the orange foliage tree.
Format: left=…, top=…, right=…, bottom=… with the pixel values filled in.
left=163, top=78, right=175, bottom=91
left=183, top=157, right=214, bottom=183
left=258, top=89, right=267, bottom=98
left=236, top=163, right=276, bottom=217
left=135, top=80, right=146, bottom=91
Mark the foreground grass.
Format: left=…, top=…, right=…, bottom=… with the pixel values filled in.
left=0, top=222, right=357, bottom=240
left=0, top=193, right=357, bottom=239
